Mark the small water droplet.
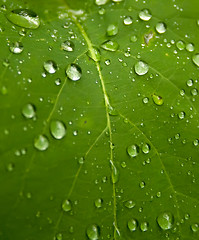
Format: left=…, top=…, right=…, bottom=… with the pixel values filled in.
left=22, top=103, right=36, bottom=119
left=9, top=41, right=23, bottom=54
left=124, top=200, right=135, bottom=209
left=178, top=111, right=185, bottom=120
left=186, top=43, right=194, bottom=52
left=139, top=181, right=145, bottom=189
left=43, top=60, right=57, bottom=74
left=152, top=94, right=164, bottom=106
left=107, top=24, right=118, bottom=36
left=95, top=0, right=108, bottom=5
left=142, top=143, right=150, bottom=154
left=94, top=198, right=103, bottom=208
left=139, top=9, right=152, bottom=21
left=135, top=61, right=149, bottom=76
left=86, top=224, right=100, bottom=240
left=50, top=120, right=66, bottom=140
left=66, top=63, right=82, bottom=81
left=110, top=160, right=119, bottom=184
left=186, top=79, right=193, bottom=87
left=78, top=156, right=85, bottom=164
left=156, top=22, right=167, bottom=34
left=157, top=212, right=174, bottom=230
left=123, top=16, right=133, bottom=25
left=142, top=97, right=149, bottom=104
left=7, top=163, right=14, bottom=172
left=176, top=40, right=185, bottom=50
left=191, top=88, right=198, bottom=96
left=191, top=223, right=199, bottom=232
left=6, top=9, right=40, bottom=29
left=127, top=144, right=139, bottom=157
left=55, top=233, right=62, bottom=240
left=55, top=78, right=61, bottom=86
left=192, top=54, right=199, bottom=67
left=130, top=35, right=137, bottom=42
left=62, top=199, right=72, bottom=212
left=108, top=105, right=118, bottom=116
left=34, top=135, right=49, bottom=151
left=128, top=219, right=137, bottom=232
left=140, top=221, right=148, bottom=232
left=61, top=40, right=74, bottom=52
left=87, top=47, right=101, bottom=62
left=193, top=139, right=199, bottom=146
left=101, top=40, right=119, bottom=52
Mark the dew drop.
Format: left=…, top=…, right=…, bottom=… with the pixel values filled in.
left=142, top=143, right=150, bottom=154
left=124, top=200, right=135, bottom=209
left=78, top=157, right=85, bottom=164
left=135, top=61, right=149, bottom=76
left=176, top=40, right=185, bottom=50
left=50, top=120, right=66, bottom=140
left=107, top=24, right=118, bottom=36
left=142, top=97, right=149, bottom=104
left=43, top=60, right=57, bottom=74
left=34, top=135, right=49, bottom=151
left=156, top=22, right=167, bottom=34
left=66, top=63, right=82, bottom=81
left=9, top=41, right=23, bottom=54
left=139, top=181, right=145, bottom=189
left=101, top=40, right=119, bottom=52
left=127, top=144, right=139, bottom=157
left=22, top=103, right=36, bottom=119
left=87, top=47, right=101, bottom=62
left=140, top=221, right=148, bottom=232
left=55, top=78, right=61, bottom=86
left=192, top=54, right=199, bottom=67
left=61, top=40, right=74, bottom=52
left=152, top=94, right=164, bottom=106
left=86, top=224, right=100, bottom=240
left=157, top=212, right=174, bottom=230
left=139, top=9, right=152, bottom=21
left=94, top=198, right=103, bottom=208
left=62, top=199, right=72, bottom=212
left=191, top=223, right=199, bottom=232
left=123, top=16, right=133, bottom=25
left=186, top=79, right=193, bottom=87
left=191, top=88, right=198, bottom=96
left=186, top=43, right=194, bottom=52
left=6, top=9, right=40, bottom=29
left=95, top=0, right=108, bottom=5
left=128, top=219, right=137, bottom=232
left=178, top=111, right=185, bottom=120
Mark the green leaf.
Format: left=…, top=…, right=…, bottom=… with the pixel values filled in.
left=0, top=0, right=199, bottom=239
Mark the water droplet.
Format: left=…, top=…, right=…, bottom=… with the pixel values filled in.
left=139, top=9, right=152, bottom=21
left=22, top=103, right=36, bottom=119
left=186, top=79, right=193, bottom=87
left=139, top=181, right=145, bottom=189
left=7, top=163, right=14, bottom=172
left=156, top=22, right=167, bottom=34
left=178, top=111, right=185, bottom=120
left=9, top=41, right=23, bottom=54
left=191, top=88, right=198, bottom=96
left=61, top=40, right=74, bottom=52
left=110, top=160, right=119, bottom=184
left=78, top=156, right=85, bottom=164
left=6, top=9, right=40, bottom=29
left=193, top=139, right=199, bottom=146
left=62, top=199, right=72, bottom=212
left=66, top=63, right=82, bottom=81
left=157, top=212, right=174, bottom=230
left=142, top=97, right=149, bottom=104
left=86, top=224, right=100, bottom=240
left=130, top=35, right=137, bottom=42
left=94, top=198, right=103, bottom=208
left=107, top=24, right=118, bottom=36
left=123, top=16, right=133, bottom=25
left=140, top=221, right=148, bottom=232
left=186, top=43, right=194, bottom=52
left=108, top=105, right=118, bottom=116
left=95, top=0, right=108, bottom=5
left=135, top=61, right=149, bottom=76
left=152, top=94, right=164, bottom=106
left=192, top=54, right=199, bottom=67
left=101, top=40, right=119, bottom=52
left=43, top=60, right=57, bottom=74
left=55, top=233, right=62, bottom=240
left=87, top=47, right=101, bottom=62
left=50, top=120, right=66, bottom=140
left=176, top=40, right=185, bottom=50
left=127, top=144, right=139, bottom=157
left=142, top=143, right=150, bottom=154
left=128, top=219, right=137, bottom=232
left=34, top=135, right=49, bottom=151
left=55, top=78, right=61, bottom=86
left=124, top=200, right=135, bottom=209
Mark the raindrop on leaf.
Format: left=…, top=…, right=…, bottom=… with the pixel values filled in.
left=139, top=9, right=152, bottom=21
left=86, top=224, right=100, bottom=240
left=50, top=120, right=66, bottom=140
left=22, top=103, right=36, bottom=119
left=43, top=60, right=57, bottom=74
left=157, top=212, right=174, bottom=230
left=135, top=61, right=149, bottom=76
left=66, top=63, right=82, bottom=81
left=34, top=135, right=49, bottom=151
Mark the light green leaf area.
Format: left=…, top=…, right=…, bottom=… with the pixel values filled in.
left=0, top=0, right=199, bottom=239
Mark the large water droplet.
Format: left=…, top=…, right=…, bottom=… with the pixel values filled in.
left=34, top=135, right=49, bottom=151
left=94, top=198, right=103, bottom=208
left=66, top=63, right=82, bottom=81
left=140, top=222, right=148, bottom=232
left=178, top=111, right=185, bottom=120
left=62, top=199, right=72, bottom=212
left=152, top=94, right=164, bottom=106
left=186, top=43, right=194, bottom=52
left=22, top=103, right=36, bottom=119
left=135, top=61, right=149, bottom=76
left=43, top=60, right=57, bottom=74
left=9, top=41, right=23, bottom=54
left=6, top=9, right=40, bottom=29
left=123, top=16, right=133, bottom=25
left=157, top=212, right=174, bottom=230
left=139, top=9, right=152, bottom=21
left=192, top=54, right=199, bottom=67
left=50, top=120, right=66, bottom=140
left=87, top=47, right=101, bottom=62
left=186, top=79, right=193, bottom=87
left=124, top=200, right=135, bottom=209
left=191, top=223, right=199, bottom=232
left=142, top=143, right=150, bottom=154
left=107, top=24, right=118, bottom=36
left=95, top=0, right=108, bottom=5
left=156, top=22, right=167, bottom=34
left=101, top=40, right=119, bottom=52
left=127, top=219, right=137, bottom=232
left=86, top=224, right=100, bottom=240
left=127, top=144, right=139, bottom=157
left=61, top=40, right=74, bottom=52
left=55, top=233, right=62, bottom=240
